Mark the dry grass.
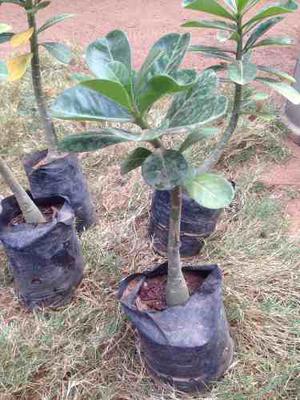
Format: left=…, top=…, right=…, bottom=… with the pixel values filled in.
left=0, top=56, right=299, bottom=400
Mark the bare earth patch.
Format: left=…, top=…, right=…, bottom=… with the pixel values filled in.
left=261, top=140, right=300, bottom=237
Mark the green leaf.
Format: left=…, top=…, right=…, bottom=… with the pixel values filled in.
left=236, top=0, right=251, bottom=11
left=182, top=19, right=236, bottom=31
left=179, top=127, right=219, bottom=152
left=37, top=13, right=74, bottom=34
left=166, top=69, right=228, bottom=127
left=26, top=1, right=50, bottom=13
left=189, top=45, right=235, bottom=61
left=183, top=0, right=235, bottom=20
left=256, top=77, right=300, bottom=105
left=71, top=73, right=93, bottom=82
left=81, top=78, right=133, bottom=110
left=0, top=32, right=13, bottom=44
left=41, top=42, right=72, bottom=64
left=244, top=3, right=296, bottom=28
left=224, top=0, right=237, bottom=12
left=244, top=17, right=283, bottom=51
left=0, top=60, right=8, bottom=81
left=58, top=130, right=135, bottom=153
left=86, top=30, right=131, bottom=78
left=142, top=150, right=189, bottom=190
left=0, top=24, right=11, bottom=34
left=121, top=147, right=152, bottom=174
left=0, top=0, right=25, bottom=6
left=135, top=33, right=191, bottom=110
left=184, top=173, right=235, bottom=209
left=251, top=36, right=294, bottom=48
left=228, top=61, right=257, bottom=84
left=136, top=69, right=197, bottom=114
left=51, top=85, right=133, bottom=122
left=257, top=65, right=296, bottom=83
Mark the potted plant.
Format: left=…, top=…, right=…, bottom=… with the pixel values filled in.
left=51, top=30, right=235, bottom=391
left=0, top=0, right=95, bottom=232
left=183, top=0, right=300, bottom=170
left=150, top=0, right=300, bottom=257
left=0, top=156, right=84, bottom=310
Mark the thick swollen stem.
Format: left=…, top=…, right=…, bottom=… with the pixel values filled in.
left=166, top=186, right=189, bottom=307
left=0, top=157, right=46, bottom=224
left=26, top=1, right=58, bottom=151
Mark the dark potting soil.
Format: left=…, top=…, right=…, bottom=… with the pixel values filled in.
left=8, top=205, right=59, bottom=227
left=137, top=272, right=204, bottom=311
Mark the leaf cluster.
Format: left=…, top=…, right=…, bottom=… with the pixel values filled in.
left=52, top=31, right=235, bottom=209
left=183, top=0, right=300, bottom=104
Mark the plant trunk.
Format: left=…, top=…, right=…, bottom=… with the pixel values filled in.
left=26, top=1, right=58, bottom=152
left=166, top=186, right=189, bottom=307
left=197, top=15, right=244, bottom=174
left=0, top=157, right=46, bottom=224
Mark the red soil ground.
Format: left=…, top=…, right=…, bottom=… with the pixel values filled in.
left=1, top=0, right=300, bottom=238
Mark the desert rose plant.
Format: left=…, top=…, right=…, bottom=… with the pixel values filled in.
left=182, top=0, right=300, bottom=172
left=0, top=0, right=72, bottom=151
left=0, top=1, right=95, bottom=231
left=52, top=30, right=235, bottom=306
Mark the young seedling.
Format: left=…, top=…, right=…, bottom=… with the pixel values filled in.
left=0, top=0, right=73, bottom=152
left=182, top=0, right=300, bottom=171
left=52, top=31, right=235, bottom=306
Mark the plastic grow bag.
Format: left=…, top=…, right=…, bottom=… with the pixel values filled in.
left=149, top=190, right=222, bottom=257
left=0, top=194, right=84, bottom=310
left=23, top=150, right=95, bottom=232
left=118, top=263, right=233, bottom=392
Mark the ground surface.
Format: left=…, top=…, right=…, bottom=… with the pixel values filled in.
left=0, top=1, right=299, bottom=399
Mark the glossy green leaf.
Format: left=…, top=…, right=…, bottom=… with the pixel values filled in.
left=236, top=0, right=251, bottom=11
left=136, top=69, right=197, bottom=113
left=228, top=61, right=257, bottom=84
left=252, top=36, right=294, bottom=48
left=244, top=17, right=283, bottom=51
left=244, top=3, right=296, bottom=28
left=0, top=32, right=13, bottom=44
left=81, top=78, right=133, bottom=110
left=182, top=19, right=236, bottom=31
left=86, top=30, right=131, bottom=78
left=58, top=130, right=136, bottom=153
left=142, top=150, right=189, bottom=190
left=121, top=147, right=152, bottom=174
left=179, top=127, right=219, bottom=152
left=189, top=45, right=235, bottom=61
left=166, top=69, right=228, bottom=127
left=257, top=65, right=296, bottom=83
left=51, top=85, right=133, bottom=122
left=256, top=77, right=300, bottom=104
left=37, top=13, right=74, bottom=34
left=183, top=0, right=235, bottom=20
left=133, top=33, right=192, bottom=115
left=0, top=60, right=8, bottom=81
left=184, top=173, right=235, bottom=209
left=41, top=42, right=72, bottom=64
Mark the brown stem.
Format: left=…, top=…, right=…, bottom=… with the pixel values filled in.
left=26, top=1, right=58, bottom=151
left=0, top=157, right=46, bottom=224
left=166, top=186, right=189, bottom=307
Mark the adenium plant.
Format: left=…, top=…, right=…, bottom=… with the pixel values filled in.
left=0, top=0, right=73, bottom=224
left=0, top=0, right=73, bottom=151
left=52, top=31, right=235, bottom=306
left=182, top=0, right=300, bottom=172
